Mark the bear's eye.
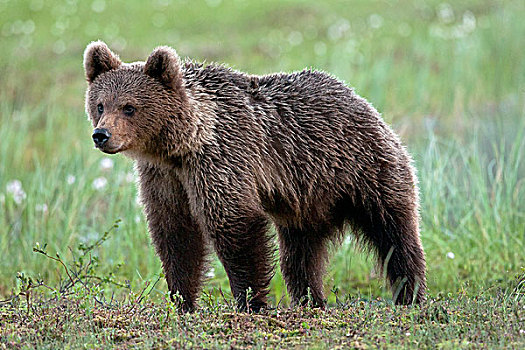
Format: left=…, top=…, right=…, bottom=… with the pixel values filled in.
left=97, top=104, right=104, bottom=114
left=123, top=105, right=136, bottom=117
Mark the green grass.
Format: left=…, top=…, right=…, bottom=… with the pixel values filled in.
left=1, top=236, right=524, bottom=348
left=2, top=288, right=523, bottom=348
left=0, top=0, right=524, bottom=347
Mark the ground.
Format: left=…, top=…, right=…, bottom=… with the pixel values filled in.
left=1, top=278, right=523, bottom=348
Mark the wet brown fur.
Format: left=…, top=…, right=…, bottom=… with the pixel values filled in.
left=83, top=41, right=427, bottom=312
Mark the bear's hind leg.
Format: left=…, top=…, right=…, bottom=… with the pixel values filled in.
left=377, top=218, right=426, bottom=305
left=351, top=200, right=427, bottom=305
left=277, top=225, right=330, bottom=308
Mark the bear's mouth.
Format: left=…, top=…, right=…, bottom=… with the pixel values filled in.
left=96, top=143, right=126, bottom=154
left=100, top=148, right=121, bottom=154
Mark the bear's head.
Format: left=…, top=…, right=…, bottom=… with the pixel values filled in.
left=83, top=41, right=197, bottom=161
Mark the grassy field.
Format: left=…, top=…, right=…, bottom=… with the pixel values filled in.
left=0, top=0, right=524, bottom=348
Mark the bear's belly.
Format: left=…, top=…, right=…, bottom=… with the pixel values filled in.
left=258, top=188, right=334, bottom=228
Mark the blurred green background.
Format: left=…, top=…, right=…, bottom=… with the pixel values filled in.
left=0, top=0, right=523, bottom=303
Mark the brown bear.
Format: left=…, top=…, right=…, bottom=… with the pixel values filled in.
left=83, top=41, right=426, bottom=312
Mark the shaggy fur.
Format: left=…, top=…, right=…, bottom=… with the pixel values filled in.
left=83, top=41, right=427, bottom=311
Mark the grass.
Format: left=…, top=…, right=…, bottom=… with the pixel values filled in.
left=1, top=231, right=523, bottom=348
left=2, top=289, right=523, bottom=348
left=0, top=0, right=524, bottom=347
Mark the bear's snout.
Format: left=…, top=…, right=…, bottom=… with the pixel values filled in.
left=92, top=128, right=111, bottom=148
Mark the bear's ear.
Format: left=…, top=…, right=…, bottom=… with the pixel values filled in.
left=144, top=46, right=184, bottom=91
left=83, top=41, right=121, bottom=84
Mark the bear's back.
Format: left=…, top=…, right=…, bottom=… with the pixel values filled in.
left=182, top=62, right=356, bottom=107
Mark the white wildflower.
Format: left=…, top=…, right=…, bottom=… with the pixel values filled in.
left=328, top=18, right=350, bottom=41
left=125, top=172, right=135, bottom=183
left=6, top=179, right=26, bottom=204
left=462, top=11, right=476, bottom=32
left=100, top=157, right=114, bottom=170
left=438, top=3, right=454, bottom=24
left=91, top=0, right=106, bottom=13
left=66, top=174, right=76, bottom=185
left=111, top=37, right=127, bottom=51
left=206, top=268, right=215, bottom=278
left=134, top=215, right=141, bottom=223
left=92, top=177, right=108, bottom=191
left=52, top=40, right=66, bottom=54
left=22, top=20, right=35, bottom=35
left=35, top=203, right=48, bottom=214
left=369, top=14, right=383, bottom=29
left=30, top=0, right=44, bottom=12
left=446, top=252, right=455, bottom=259
left=398, top=22, right=412, bottom=37
left=405, top=332, right=411, bottom=336
left=80, top=231, right=99, bottom=243
left=13, top=192, right=26, bottom=204
left=287, top=31, right=303, bottom=46
left=314, top=41, right=327, bottom=56
left=6, top=180, right=22, bottom=194
left=205, top=0, right=221, bottom=8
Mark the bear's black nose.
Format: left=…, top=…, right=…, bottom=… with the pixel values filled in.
left=92, top=128, right=111, bottom=147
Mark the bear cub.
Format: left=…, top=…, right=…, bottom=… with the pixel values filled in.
left=83, top=41, right=426, bottom=312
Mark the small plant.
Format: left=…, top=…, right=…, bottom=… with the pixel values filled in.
left=4, top=220, right=128, bottom=308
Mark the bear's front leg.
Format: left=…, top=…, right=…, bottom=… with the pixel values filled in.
left=191, top=173, right=274, bottom=311
left=137, top=162, right=206, bottom=312
left=212, top=212, right=274, bottom=312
